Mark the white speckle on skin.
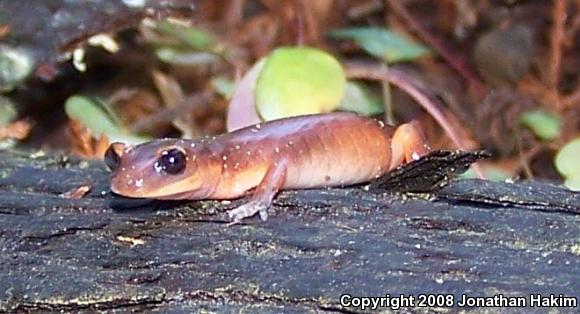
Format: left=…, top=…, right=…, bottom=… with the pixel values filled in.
left=130, top=165, right=136, bottom=170
left=222, top=155, right=228, bottom=161
left=235, top=145, right=240, bottom=150
left=288, top=140, right=294, bottom=146
left=234, top=162, right=240, bottom=170
left=246, top=151, right=252, bottom=156
left=275, top=147, right=280, bottom=153
left=411, top=152, right=420, bottom=160
left=251, top=128, right=258, bottom=133
left=135, top=178, right=144, bottom=187
left=255, top=124, right=261, bottom=129
left=378, top=121, right=385, bottom=128
left=190, top=143, right=196, bottom=148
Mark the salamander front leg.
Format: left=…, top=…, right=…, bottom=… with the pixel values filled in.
left=227, top=161, right=287, bottom=223
left=389, top=121, right=431, bottom=169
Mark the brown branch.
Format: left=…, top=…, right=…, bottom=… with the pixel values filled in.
left=384, top=0, right=488, bottom=97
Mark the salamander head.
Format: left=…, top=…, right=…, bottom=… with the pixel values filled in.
left=105, top=140, right=208, bottom=199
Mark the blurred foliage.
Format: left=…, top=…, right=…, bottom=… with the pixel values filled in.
left=155, top=20, right=217, bottom=51
left=210, top=76, right=236, bottom=99
left=329, top=27, right=429, bottom=63
left=519, top=109, right=562, bottom=141
left=461, top=166, right=512, bottom=182
left=0, top=45, right=34, bottom=92
left=338, top=82, right=383, bottom=116
left=0, top=96, right=17, bottom=126
left=64, top=96, right=148, bottom=144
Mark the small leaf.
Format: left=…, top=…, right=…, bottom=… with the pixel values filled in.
left=555, top=138, right=580, bottom=178
left=329, top=27, right=429, bottom=63
left=255, top=47, right=346, bottom=121
left=338, top=81, right=383, bottom=116
left=156, top=21, right=215, bottom=50
left=155, top=48, right=219, bottom=66
left=65, top=95, right=147, bottom=144
left=460, top=165, right=513, bottom=181
left=520, top=109, right=561, bottom=141
left=211, top=76, right=236, bottom=99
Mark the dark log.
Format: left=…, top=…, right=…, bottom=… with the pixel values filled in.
left=0, top=149, right=578, bottom=313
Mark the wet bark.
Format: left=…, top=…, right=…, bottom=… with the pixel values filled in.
left=0, top=150, right=578, bottom=313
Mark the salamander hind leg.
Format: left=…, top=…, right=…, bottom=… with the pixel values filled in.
left=389, top=121, right=431, bottom=169
left=227, top=161, right=287, bottom=223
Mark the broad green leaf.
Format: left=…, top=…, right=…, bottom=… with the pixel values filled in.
left=329, top=27, right=429, bottom=63
left=64, top=95, right=148, bottom=144
left=255, top=47, right=346, bottom=121
left=338, top=81, right=383, bottom=116
left=555, top=138, right=580, bottom=178
left=520, top=109, right=561, bottom=141
left=564, top=176, right=580, bottom=191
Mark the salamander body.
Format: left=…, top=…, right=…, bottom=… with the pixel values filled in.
left=106, top=113, right=428, bottom=221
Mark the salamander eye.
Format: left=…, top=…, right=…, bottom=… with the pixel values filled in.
left=104, top=142, right=125, bottom=172
left=155, top=148, right=187, bottom=175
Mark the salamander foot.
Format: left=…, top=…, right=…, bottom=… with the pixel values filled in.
left=227, top=201, right=269, bottom=223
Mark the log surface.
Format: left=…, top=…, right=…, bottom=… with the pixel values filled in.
left=0, top=150, right=578, bottom=313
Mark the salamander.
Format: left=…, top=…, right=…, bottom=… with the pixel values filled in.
left=105, top=112, right=429, bottom=222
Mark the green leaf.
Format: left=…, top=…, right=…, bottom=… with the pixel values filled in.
left=564, top=176, right=580, bottom=191
left=338, top=81, right=384, bottom=116
left=155, top=48, right=219, bottom=66
left=255, top=47, right=346, bottom=121
left=211, top=76, right=236, bottom=99
left=156, top=21, right=215, bottom=50
left=64, top=95, right=148, bottom=144
left=329, top=27, right=429, bottom=63
left=555, top=138, right=580, bottom=178
left=520, top=109, right=562, bottom=141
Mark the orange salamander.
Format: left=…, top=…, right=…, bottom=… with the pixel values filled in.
left=105, top=112, right=429, bottom=222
